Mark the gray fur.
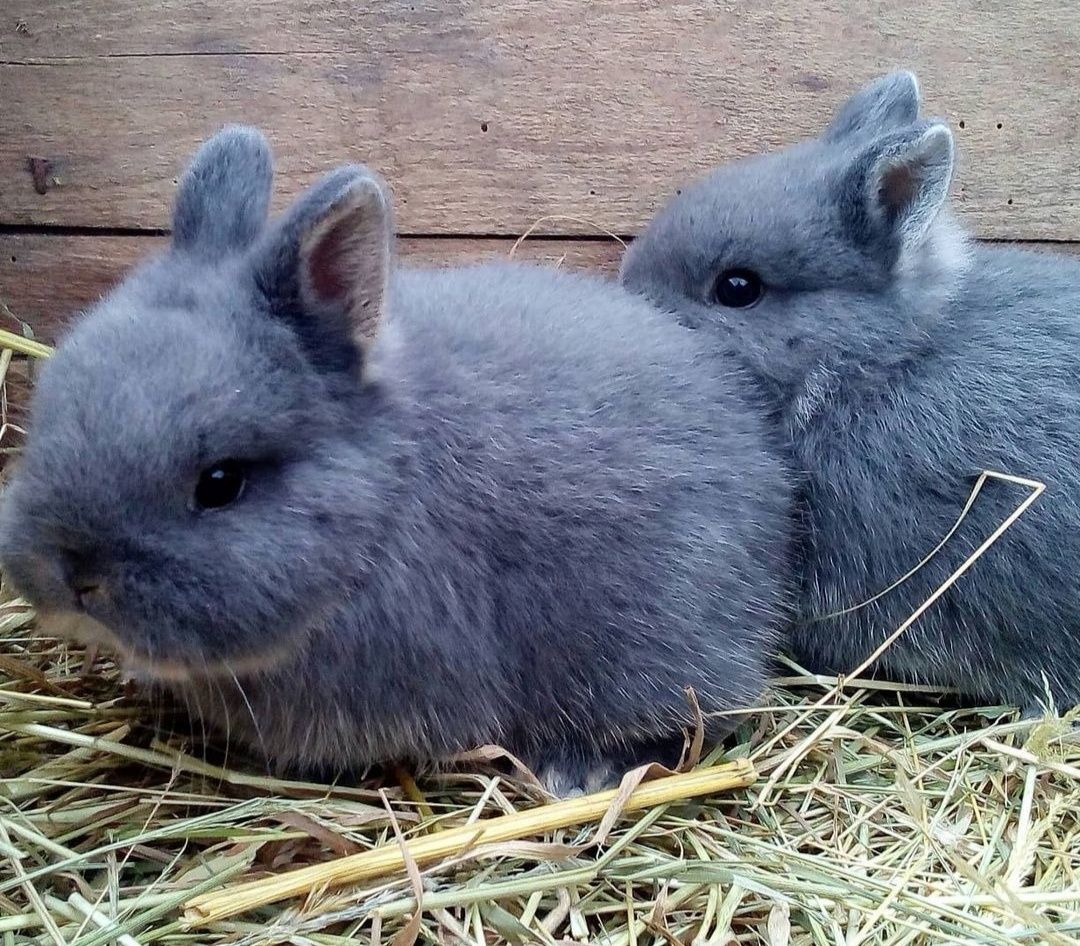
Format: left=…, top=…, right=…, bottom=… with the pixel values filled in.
left=0, top=127, right=792, bottom=790
left=824, top=70, right=920, bottom=142
left=172, top=126, right=272, bottom=258
left=621, top=71, right=1080, bottom=712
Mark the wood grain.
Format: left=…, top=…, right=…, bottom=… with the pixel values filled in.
left=2, top=1, right=1079, bottom=238
left=0, top=234, right=622, bottom=343
left=3, top=233, right=1077, bottom=349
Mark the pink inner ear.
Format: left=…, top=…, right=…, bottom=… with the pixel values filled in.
left=306, top=215, right=353, bottom=303
left=879, top=163, right=918, bottom=215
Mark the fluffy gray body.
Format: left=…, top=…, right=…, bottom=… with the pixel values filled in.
left=621, top=72, right=1080, bottom=711
left=0, top=128, right=791, bottom=789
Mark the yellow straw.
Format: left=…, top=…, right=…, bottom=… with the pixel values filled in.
left=0, top=327, right=52, bottom=360
left=184, top=759, right=756, bottom=925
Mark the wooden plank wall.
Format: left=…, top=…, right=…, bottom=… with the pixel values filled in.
left=2, top=0, right=1079, bottom=349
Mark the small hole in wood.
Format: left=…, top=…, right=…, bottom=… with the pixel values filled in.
left=1007, top=198, right=1014, bottom=205
left=958, top=120, right=966, bottom=129
left=9, top=256, right=16, bottom=263
left=589, top=189, right=596, bottom=196
left=480, top=122, right=489, bottom=133
left=997, top=122, right=1003, bottom=129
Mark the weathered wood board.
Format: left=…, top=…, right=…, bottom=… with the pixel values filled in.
left=0, top=234, right=621, bottom=341
left=2, top=1, right=1079, bottom=238
left=2, top=0, right=1079, bottom=351
left=4, top=235, right=1078, bottom=349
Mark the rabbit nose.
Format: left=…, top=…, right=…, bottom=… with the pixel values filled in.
left=59, top=550, right=106, bottom=610
left=73, top=581, right=103, bottom=610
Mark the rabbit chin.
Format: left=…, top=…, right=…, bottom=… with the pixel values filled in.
left=34, top=608, right=298, bottom=684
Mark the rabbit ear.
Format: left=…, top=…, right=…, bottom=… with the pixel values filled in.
left=299, top=174, right=391, bottom=355
left=173, top=126, right=273, bottom=258
left=824, top=72, right=921, bottom=142
left=253, top=165, right=392, bottom=373
left=840, top=121, right=955, bottom=264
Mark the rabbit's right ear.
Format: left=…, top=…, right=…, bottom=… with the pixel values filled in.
left=824, top=71, right=921, bottom=142
left=253, top=165, right=392, bottom=375
left=172, top=126, right=273, bottom=258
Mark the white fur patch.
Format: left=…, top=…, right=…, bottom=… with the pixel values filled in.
left=897, top=209, right=974, bottom=304
left=792, top=363, right=840, bottom=430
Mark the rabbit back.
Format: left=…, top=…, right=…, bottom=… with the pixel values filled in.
left=789, top=243, right=1080, bottom=707
left=174, top=262, right=794, bottom=773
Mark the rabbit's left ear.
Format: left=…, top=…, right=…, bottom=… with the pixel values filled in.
left=837, top=121, right=954, bottom=265
left=172, top=126, right=274, bottom=258
left=824, top=71, right=921, bottom=142
left=253, top=165, right=393, bottom=374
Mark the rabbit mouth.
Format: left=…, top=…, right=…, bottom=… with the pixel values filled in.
left=121, top=641, right=302, bottom=685
left=36, top=608, right=124, bottom=652
left=35, top=606, right=306, bottom=684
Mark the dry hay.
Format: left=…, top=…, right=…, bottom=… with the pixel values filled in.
left=2, top=605, right=1078, bottom=945
left=0, top=329, right=1078, bottom=946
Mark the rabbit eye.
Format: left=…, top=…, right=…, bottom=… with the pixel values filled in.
left=713, top=269, right=763, bottom=308
left=195, top=460, right=247, bottom=510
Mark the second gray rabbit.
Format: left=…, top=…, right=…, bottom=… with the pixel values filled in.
left=622, top=71, right=1080, bottom=713
left=0, top=127, right=792, bottom=793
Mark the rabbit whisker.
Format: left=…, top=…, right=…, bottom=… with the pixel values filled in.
left=227, top=663, right=271, bottom=774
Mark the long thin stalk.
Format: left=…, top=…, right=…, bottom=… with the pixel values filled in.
left=0, top=327, right=52, bottom=360
left=183, top=760, right=756, bottom=925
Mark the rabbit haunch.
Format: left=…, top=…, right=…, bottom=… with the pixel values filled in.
left=0, top=126, right=792, bottom=793
left=622, top=71, right=1080, bottom=712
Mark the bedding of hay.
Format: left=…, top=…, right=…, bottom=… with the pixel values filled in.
left=0, top=334, right=1078, bottom=946
left=2, top=609, right=1078, bottom=946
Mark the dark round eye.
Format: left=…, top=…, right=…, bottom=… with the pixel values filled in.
left=194, top=460, right=246, bottom=510
left=713, top=269, right=764, bottom=308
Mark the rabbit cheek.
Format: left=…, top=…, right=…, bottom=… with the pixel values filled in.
left=0, top=550, right=68, bottom=610
left=94, top=627, right=285, bottom=685
left=121, top=652, right=214, bottom=684
left=185, top=639, right=307, bottom=682
left=121, top=653, right=209, bottom=685
left=119, top=632, right=306, bottom=685
left=109, top=584, right=321, bottom=684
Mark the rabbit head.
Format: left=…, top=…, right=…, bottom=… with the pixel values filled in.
left=621, top=71, right=970, bottom=422
left=0, top=127, right=399, bottom=682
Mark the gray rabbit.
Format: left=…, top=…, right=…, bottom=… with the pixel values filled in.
left=621, top=71, right=1080, bottom=713
left=0, top=127, right=792, bottom=793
